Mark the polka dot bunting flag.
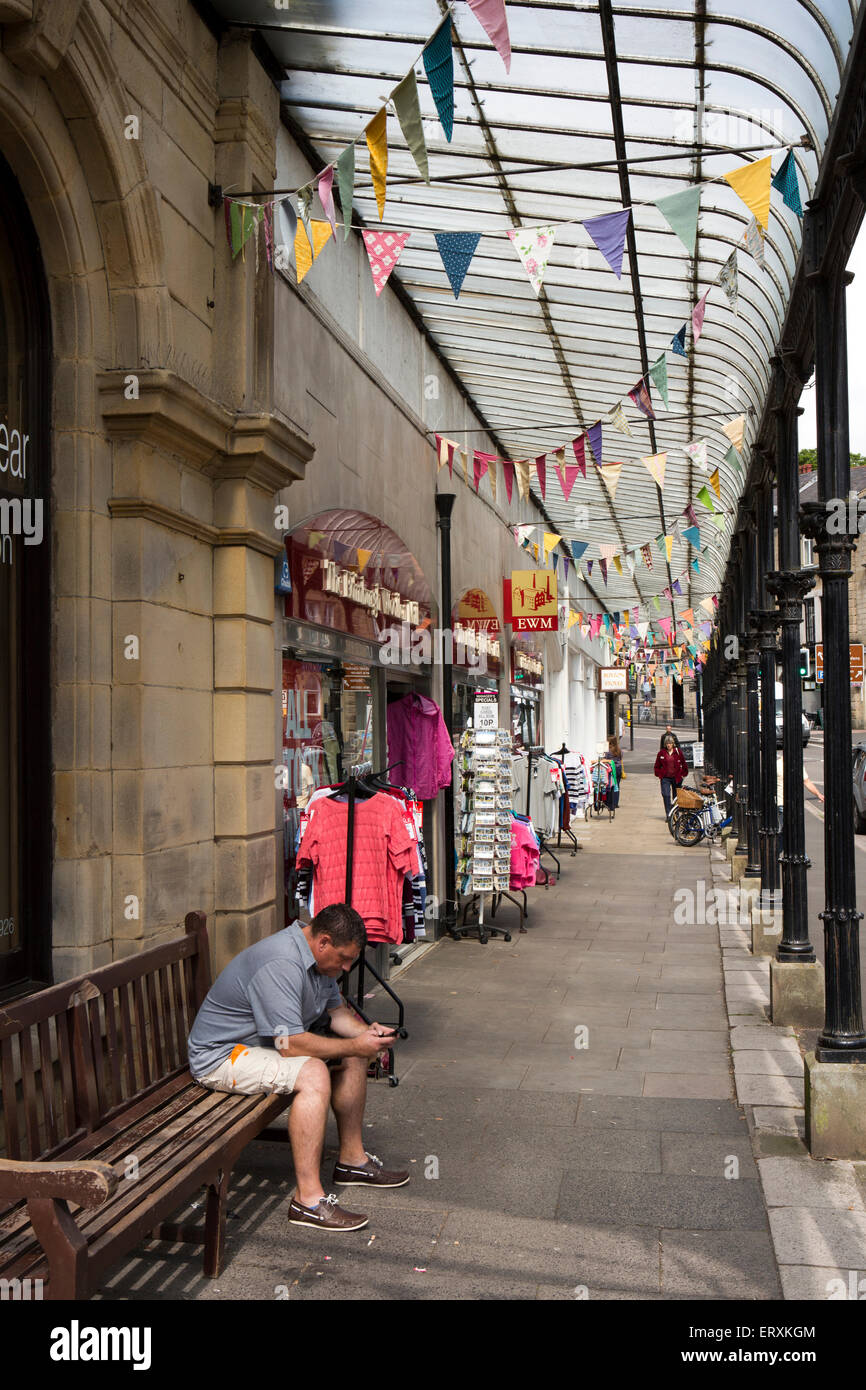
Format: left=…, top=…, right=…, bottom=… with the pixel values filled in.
left=361, top=230, right=410, bottom=297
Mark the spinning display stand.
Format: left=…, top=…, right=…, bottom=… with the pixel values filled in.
left=453, top=727, right=519, bottom=942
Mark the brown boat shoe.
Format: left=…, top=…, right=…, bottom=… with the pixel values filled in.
left=287, top=1192, right=369, bottom=1231
left=332, top=1151, right=410, bottom=1189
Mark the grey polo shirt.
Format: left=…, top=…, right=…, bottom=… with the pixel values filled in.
left=187, top=922, right=343, bottom=1079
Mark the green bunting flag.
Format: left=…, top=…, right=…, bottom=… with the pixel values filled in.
left=392, top=70, right=429, bottom=183
left=654, top=186, right=701, bottom=257
left=696, top=484, right=716, bottom=513
left=423, top=17, right=455, bottom=141
left=649, top=353, right=669, bottom=410
left=336, top=146, right=355, bottom=240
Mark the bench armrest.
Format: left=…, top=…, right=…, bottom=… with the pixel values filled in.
left=0, top=1158, right=118, bottom=1208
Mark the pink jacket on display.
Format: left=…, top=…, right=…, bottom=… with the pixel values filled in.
left=386, top=693, right=455, bottom=801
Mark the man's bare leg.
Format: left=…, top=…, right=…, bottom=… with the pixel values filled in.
left=288, top=1058, right=332, bottom=1207
left=329, top=1054, right=369, bottom=1166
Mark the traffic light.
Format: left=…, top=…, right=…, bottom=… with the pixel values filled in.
left=799, top=646, right=811, bottom=679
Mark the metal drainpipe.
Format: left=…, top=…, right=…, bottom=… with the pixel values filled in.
left=435, top=492, right=458, bottom=941
left=801, top=243, right=866, bottom=1060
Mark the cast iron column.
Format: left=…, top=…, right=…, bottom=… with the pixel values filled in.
left=754, top=483, right=780, bottom=901
left=744, top=518, right=762, bottom=876
left=435, top=492, right=458, bottom=940
left=801, top=237, right=866, bottom=1058
left=767, top=359, right=815, bottom=960
left=735, top=552, right=749, bottom=853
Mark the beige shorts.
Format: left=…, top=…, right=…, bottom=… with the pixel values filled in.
left=196, top=1043, right=316, bottom=1096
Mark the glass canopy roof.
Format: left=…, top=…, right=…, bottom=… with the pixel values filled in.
left=210, top=0, right=860, bottom=627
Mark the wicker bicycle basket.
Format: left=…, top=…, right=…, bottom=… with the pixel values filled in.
left=676, top=787, right=704, bottom=810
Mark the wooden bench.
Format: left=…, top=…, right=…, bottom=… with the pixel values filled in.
left=0, top=911, right=291, bottom=1299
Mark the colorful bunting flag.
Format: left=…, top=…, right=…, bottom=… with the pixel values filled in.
left=744, top=216, right=767, bottom=268
left=336, top=146, right=355, bottom=240
left=543, top=531, right=562, bottom=559
left=649, top=353, right=669, bottom=410
left=641, top=543, right=654, bottom=571
left=435, top=434, right=458, bottom=477
left=718, top=249, right=739, bottom=313
left=654, top=186, right=701, bottom=256
left=362, top=230, right=410, bottom=296
left=597, top=462, right=623, bottom=501
left=571, top=435, right=587, bottom=477
left=392, top=69, right=429, bottom=183
left=466, top=0, right=512, bottom=71
left=684, top=439, right=708, bottom=472
left=724, top=155, right=772, bottom=229
left=628, top=379, right=655, bottom=420
left=709, top=467, right=721, bottom=500
left=357, top=548, right=372, bottom=574
left=423, top=17, right=455, bottom=141
left=696, top=484, right=716, bottom=513
left=502, top=458, right=514, bottom=504
left=665, top=535, right=673, bottom=562
left=724, top=444, right=743, bottom=474
left=555, top=459, right=580, bottom=501
left=607, top=401, right=631, bottom=436
left=682, top=525, right=701, bottom=548
left=366, top=107, right=389, bottom=220
left=672, top=323, right=688, bottom=357
left=295, top=219, right=332, bottom=283
left=228, top=200, right=264, bottom=260
left=587, top=422, right=603, bottom=467
left=434, top=231, right=481, bottom=298
left=772, top=149, right=803, bottom=217
left=599, top=543, right=616, bottom=563
left=599, top=559, right=608, bottom=585
left=692, top=290, right=709, bottom=343
left=535, top=454, right=547, bottom=499
left=613, top=555, right=623, bottom=576
left=642, top=452, right=667, bottom=489
left=507, top=225, right=556, bottom=295
left=582, top=208, right=631, bottom=279
left=571, top=541, right=589, bottom=562
left=514, top=458, right=530, bottom=500
left=723, top=415, right=745, bottom=452
left=318, top=166, right=337, bottom=240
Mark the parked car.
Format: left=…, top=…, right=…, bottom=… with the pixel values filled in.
left=853, top=744, right=866, bottom=833
left=775, top=681, right=810, bottom=749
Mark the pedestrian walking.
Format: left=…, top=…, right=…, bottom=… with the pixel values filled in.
left=606, top=734, right=623, bottom=810
left=654, top=732, right=688, bottom=821
left=776, top=751, right=824, bottom=832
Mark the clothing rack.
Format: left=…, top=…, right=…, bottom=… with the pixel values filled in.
left=338, top=761, right=408, bottom=1087
left=551, top=744, right=580, bottom=857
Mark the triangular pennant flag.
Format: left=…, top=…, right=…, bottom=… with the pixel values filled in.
left=514, top=459, right=530, bottom=501
left=467, top=0, right=512, bottom=72
left=551, top=554, right=559, bottom=578
left=672, top=323, right=688, bottom=357
left=297, top=186, right=314, bottom=249
left=718, top=249, right=739, bottom=313
left=672, top=580, right=682, bottom=596
left=722, top=415, right=745, bottom=452
left=365, top=107, right=389, bottom=220
left=625, top=553, right=635, bottom=576
left=665, top=535, right=674, bottom=562
left=659, top=617, right=673, bottom=639
left=597, top=462, right=623, bottom=501
left=276, top=198, right=298, bottom=264
left=652, top=595, right=660, bottom=612
left=336, top=145, right=355, bottom=241
left=391, top=69, right=429, bottom=183
left=543, top=532, right=562, bottom=559
left=654, top=186, right=701, bottom=256
left=724, top=444, right=743, bottom=475
left=555, top=460, right=580, bottom=502
left=649, top=354, right=669, bottom=410
left=692, top=290, right=709, bottom=343
left=744, top=215, right=767, bottom=268
left=502, top=458, right=514, bottom=504
left=628, top=379, right=655, bottom=420
left=599, top=543, right=616, bottom=563
left=473, top=450, right=492, bottom=492
left=725, top=155, right=772, bottom=229
left=422, top=17, right=455, bottom=141
left=435, top=434, right=458, bottom=477
left=682, top=525, right=701, bottom=548
left=582, top=208, right=631, bottom=279
left=599, top=559, right=608, bottom=585
left=488, top=457, right=497, bottom=502
left=228, top=201, right=264, bottom=260
left=571, top=435, right=587, bottom=477
left=568, top=610, right=580, bottom=630
left=571, top=541, right=589, bottom=562
left=587, top=422, right=603, bottom=467
left=684, top=439, right=708, bottom=472
left=459, top=449, right=469, bottom=488
left=535, top=455, right=547, bottom=499
left=294, top=219, right=332, bottom=283
left=357, top=548, right=372, bottom=574
left=642, top=452, right=667, bottom=489
left=607, top=401, right=631, bottom=436
left=641, top=543, right=653, bottom=571
left=712, top=512, right=726, bottom=530
left=318, top=166, right=337, bottom=240
left=434, top=232, right=481, bottom=298
left=709, top=467, right=721, bottom=500
left=362, top=230, right=410, bottom=296
left=613, top=555, right=623, bottom=576
left=696, top=484, right=717, bottom=513
left=507, top=226, right=556, bottom=295
left=563, top=557, right=570, bottom=582
left=772, top=149, right=803, bottom=217
left=586, top=560, right=593, bottom=577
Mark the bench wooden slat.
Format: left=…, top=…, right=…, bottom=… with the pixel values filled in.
left=145, top=971, right=165, bottom=1079
left=158, top=966, right=179, bottom=1073
left=103, top=989, right=122, bottom=1115
left=0, top=1035, right=20, bottom=1159
left=17, top=1026, right=40, bottom=1160
left=36, top=1019, right=58, bottom=1152
left=55, top=1012, right=77, bottom=1138
left=117, top=981, right=137, bottom=1098
left=131, top=977, right=152, bottom=1091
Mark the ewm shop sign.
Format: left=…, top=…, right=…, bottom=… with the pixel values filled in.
left=503, top=570, right=558, bottom=632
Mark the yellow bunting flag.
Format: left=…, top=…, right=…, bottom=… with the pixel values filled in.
left=724, top=155, right=772, bottom=229
left=709, top=467, right=721, bottom=499
left=488, top=457, right=497, bottom=502
left=459, top=450, right=469, bottom=487
left=568, top=611, right=579, bottom=630
left=532, top=543, right=540, bottom=562
left=665, top=535, right=674, bottom=562
left=356, top=548, right=372, bottom=573
left=514, top=458, right=530, bottom=501
left=543, top=532, right=562, bottom=558
left=722, top=415, right=745, bottom=451
left=613, top=555, right=623, bottom=576
left=642, top=452, right=667, bottom=489
left=597, top=462, right=623, bottom=501
left=366, top=106, right=388, bottom=220
left=295, top=219, right=332, bottom=283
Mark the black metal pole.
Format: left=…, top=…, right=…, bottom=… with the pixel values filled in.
left=744, top=517, right=762, bottom=877
left=435, top=492, right=458, bottom=941
left=801, top=246, right=866, bottom=1059
left=695, top=673, right=703, bottom=741
left=755, top=481, right=780, bottom=903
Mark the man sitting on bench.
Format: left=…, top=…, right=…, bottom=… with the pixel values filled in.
left=187, top=903, right=409, bottom=1233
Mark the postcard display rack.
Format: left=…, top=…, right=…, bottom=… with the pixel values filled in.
left=454, top=727, right=519, bottom=943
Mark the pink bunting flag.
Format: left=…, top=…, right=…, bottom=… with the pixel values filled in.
left=659, top=617, right=673, bottom=639
left=535, top=454, right=547, bottom=499
left=318, top=166, right=338, bottom=239
left=555, top=461, right=580, bottom=501
left=502, top=458, right=514, bottom=504
left=466, top=0, right=511, bottom=72
left=571, top=435, right=586, bottom=478
left=361, top=230, right=410, bottom=296
left=473, top=450, right=491, bottom=492
left=692, top=290, right=709, bottom=343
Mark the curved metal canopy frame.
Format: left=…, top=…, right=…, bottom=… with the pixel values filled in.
left=209, top=0, right=859, bottom=638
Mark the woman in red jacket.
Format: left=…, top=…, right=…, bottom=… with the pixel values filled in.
left=654, top=733, right=688, bottom=822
